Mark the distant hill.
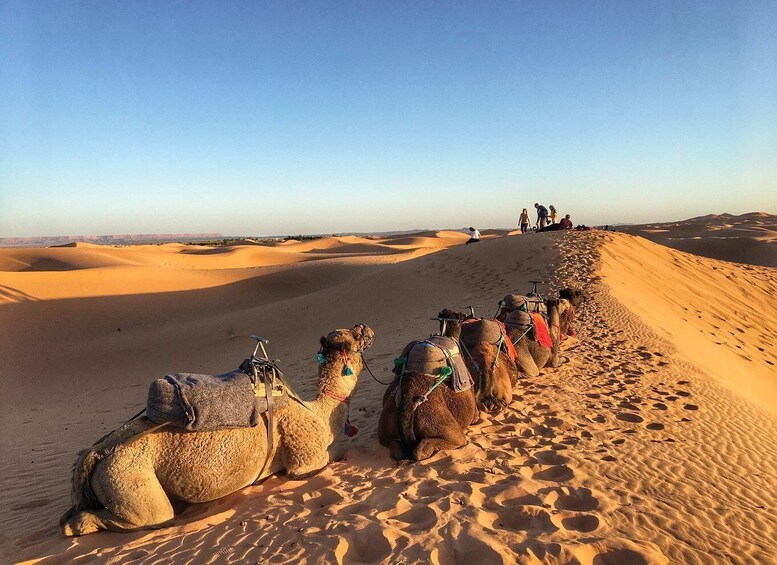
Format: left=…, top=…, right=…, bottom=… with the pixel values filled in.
left=618, top=212, right=776, bottom=267
left=0, top=233, right=223, bottom=248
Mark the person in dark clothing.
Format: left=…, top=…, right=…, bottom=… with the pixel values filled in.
left=534, top=203, right=549, bottom=229
left=559, top=214, right=573, bottom=229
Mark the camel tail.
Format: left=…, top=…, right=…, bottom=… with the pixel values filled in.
left=61, top=417, right=152, bottom=525
left=75, top=447, right=112, bottom=507
left=59, top=446, right=111, bottom=526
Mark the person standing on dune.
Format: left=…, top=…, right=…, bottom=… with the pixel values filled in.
left=534, top=203, right=549, bottom=229
left=519, top=208, right=530, bottom=233
left=549, top=205, right=558, bottom=224
left=466, top=227, right=481, bottom=244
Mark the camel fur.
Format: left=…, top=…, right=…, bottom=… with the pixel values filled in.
left=444, top=310, right=519, bottom=413
left=499, top=289, right=582, bottom=377
left=60, top=324, right=374, bottom=536
left=377, top=314, right=478, bottom=461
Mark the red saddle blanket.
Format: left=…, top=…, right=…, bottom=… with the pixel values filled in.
left=530, top=313, right=554, bottom=348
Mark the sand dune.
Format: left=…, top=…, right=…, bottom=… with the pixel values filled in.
left=1, top=224, right=775, bottom=563
left=619, top=212, right=776, bottom=267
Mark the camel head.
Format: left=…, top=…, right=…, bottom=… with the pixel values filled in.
left=548, top=298, right=576, bottom=336
left=319, top=324, right=375, bottom=357
left=559, top=287, right=585, bottom=307
left=437, top=309, right=465, bottom=338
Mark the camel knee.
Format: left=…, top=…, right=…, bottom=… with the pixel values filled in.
left=62, top=511, right=106, bottom=537
left=413, top=435, right=465, bottom=461
left=286, top=449, right=329, bottom=478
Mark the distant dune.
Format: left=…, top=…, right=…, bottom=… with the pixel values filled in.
left=0, top=233, right=225, bottom=248
left=618, top=212, right=776, bottom=267
left=1, top=219, right=775, bottom=563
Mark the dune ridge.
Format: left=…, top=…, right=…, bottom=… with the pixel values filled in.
left=619, top=212, right=776, bottom=267
left=1, top=225, right=775, bottom=564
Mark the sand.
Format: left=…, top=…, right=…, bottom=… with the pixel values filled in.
left=1, top=216, right=775, bottom=564
left=618, top=212, right=777, bottom=268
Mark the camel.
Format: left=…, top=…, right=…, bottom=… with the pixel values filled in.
left=378, top=314, right=478, bottom=461
left=497, top=289, right=583, bottom=377
left=443, top=309, right=520, bottom=413
left=60, top=324, right=374, bottom=536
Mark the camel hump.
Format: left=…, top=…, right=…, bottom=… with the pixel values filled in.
left=505, top=310, right=532, bottom=330
left=500, top=294, right=529, bottom=312
left=403, top=336, right=474, bottom=393
left=460, top=319, right=502, bottom=346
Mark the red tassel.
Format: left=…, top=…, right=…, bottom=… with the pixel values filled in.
left=345, top=418, right=358, bottom=437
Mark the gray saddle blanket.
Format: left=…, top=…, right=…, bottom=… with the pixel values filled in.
left=395, top=336, right=473, bottom=392
left=147, top=370, right=286, bottom=431
left=460, top=319, right=503, bottom=346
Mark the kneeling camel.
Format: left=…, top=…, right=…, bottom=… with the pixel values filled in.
left=60, top=324, right=374, bottom=536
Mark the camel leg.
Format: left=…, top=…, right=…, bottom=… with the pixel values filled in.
left=412, top=404, right=469, bottom=461
left=280, top=418, right=331, bottom=478
left=413, top=429, right=467, bottom=461
left=285, top=449, right=330, bottom=479
left=389, top=439, right=409, bottom=461
left=517, top=353, right=540, bottom=378
left=63, top=507, right=174, bottom=536
left=64, top=462, right=175, bottom=536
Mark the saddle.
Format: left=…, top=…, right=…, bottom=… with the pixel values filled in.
left=460, top=318, right=517, bottom=362
left=146, top=359, right=289, bottom=432
left=394, top=336, right=473, bottom=393
left=498, top=294, right=530, bottom=317
left=504, top=310, right=553, bottom=348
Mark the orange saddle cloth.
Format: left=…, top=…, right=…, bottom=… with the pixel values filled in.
left=530, top=313, right=554, bottom=348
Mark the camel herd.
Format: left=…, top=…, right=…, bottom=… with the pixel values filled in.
left=61, top=288, right=582, bottom=536
left=378, top=288, right=583, bottom=462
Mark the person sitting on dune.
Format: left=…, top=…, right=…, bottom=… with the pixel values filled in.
left=466, top=227, right=481, bottom=244
left=559, top=214, right=573, bottom=229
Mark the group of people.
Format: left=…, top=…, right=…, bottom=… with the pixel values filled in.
left=519, top=203, right=572, bottom=233
left=465, top=203, right=574, bottom=244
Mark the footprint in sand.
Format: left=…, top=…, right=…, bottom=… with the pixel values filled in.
left=336, top=524, right=392, bottom=564
left=560, top=514, right=600, bottom=532
left=533, top=465, right=575, bottom=482
left=544, top=486, right=600, bottom=512
left=684, top=404, right=699, bottom=411
left=646, top=422, right=665, bottom=431
left=616, top=412, right=644, bottom=423
left=493, top=507, right=558, bottom=534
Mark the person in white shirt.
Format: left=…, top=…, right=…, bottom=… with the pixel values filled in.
left=466, top=227, right=481, bottom=244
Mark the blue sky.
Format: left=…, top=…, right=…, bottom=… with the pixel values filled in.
left=1, top=0, right=775, bottom=237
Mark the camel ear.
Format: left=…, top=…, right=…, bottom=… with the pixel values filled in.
left=351, top=324, right=364, bottom=341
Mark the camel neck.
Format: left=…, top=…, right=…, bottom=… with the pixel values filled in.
left=313, top=354, right=361, bottom=410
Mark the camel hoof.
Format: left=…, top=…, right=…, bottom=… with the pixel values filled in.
left=389, top=440, right=409, bottom=461
left=59, top=506, right=76, bottom=527
left=480, top=396, right=505, bottom=413
left=62, top=512, right=96, bottom=537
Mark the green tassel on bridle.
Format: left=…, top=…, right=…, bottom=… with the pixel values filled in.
left=342, top=350, right=354, bottom=376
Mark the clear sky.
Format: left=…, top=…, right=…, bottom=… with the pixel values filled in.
left=1, top=0, right=775, bottom=237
